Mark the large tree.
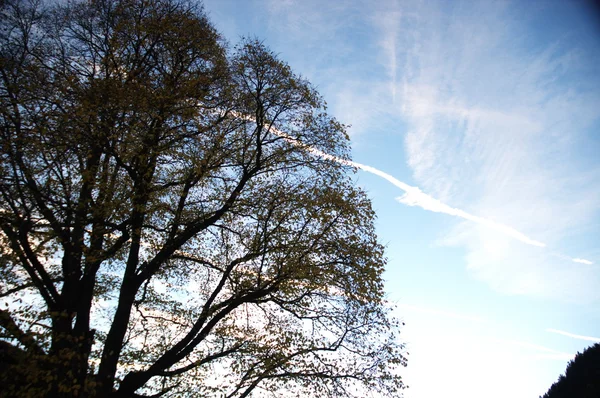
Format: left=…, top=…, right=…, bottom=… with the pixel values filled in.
left=0, top=0, right=406, bottom=396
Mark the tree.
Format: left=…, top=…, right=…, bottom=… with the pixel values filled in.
left=540, top=343, right=600, bottom=398
left=0, top=0, right=406, bottom=396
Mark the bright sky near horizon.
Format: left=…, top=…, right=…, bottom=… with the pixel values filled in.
left=203, top=1, right=600, bottom=397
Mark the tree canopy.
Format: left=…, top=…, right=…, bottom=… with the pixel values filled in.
left=0, top=0, right=406, bottom=396
left=540, top=343, right=600, bottom=398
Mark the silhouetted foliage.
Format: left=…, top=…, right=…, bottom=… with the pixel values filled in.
left=0, top=0, right=406, bottom=396
left=540, top=343, right=600, bottom=398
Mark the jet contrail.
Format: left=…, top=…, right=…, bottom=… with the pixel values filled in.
left=358, top=163, right=547, bottom=248
left=572, top=258, right=593, bottom=265
left=234, top=113, right=593, bottom=264
left=546, top=328, right=600, bottom=342
left=270, top=126, right=550, bottom=244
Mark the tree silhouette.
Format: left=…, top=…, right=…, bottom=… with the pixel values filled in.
left=541, top=343, right=600, bottom=398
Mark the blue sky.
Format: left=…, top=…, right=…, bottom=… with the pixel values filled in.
left=202, top=0, right=600, bottom=397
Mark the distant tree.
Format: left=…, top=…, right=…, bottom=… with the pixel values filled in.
left=540, top=343, right=600, bottom=398
left=0, top=0, right=406, bottom=397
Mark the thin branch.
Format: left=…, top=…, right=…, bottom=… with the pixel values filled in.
left=0, top=308, right=44, bottom=355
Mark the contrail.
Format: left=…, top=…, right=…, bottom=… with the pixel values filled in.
left=235, top=114, right=593, bottom=264
left=572, top=258, right=593, bottom=265
left=270, top=126, right=549, bottom=245
left=546, top=328, right=600, bottom=342
left=356, top=162, right=547, bottom=248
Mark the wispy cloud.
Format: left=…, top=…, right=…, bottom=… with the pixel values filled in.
left=378, top=0, right=600, bottom=300
left=375, top=5, right=401, bottom=102
left=547, top=328, right=600, bottom=342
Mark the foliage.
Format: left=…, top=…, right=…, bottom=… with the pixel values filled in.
left=0, top=0, right=406, bottom=396
left=540, top=343, right=600, bottom=398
